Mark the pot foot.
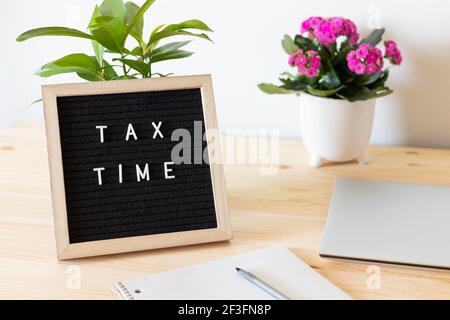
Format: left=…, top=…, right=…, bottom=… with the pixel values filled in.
left=309, top=153, right=325, bottom=168
left=357, top=152, right=369, bottom=165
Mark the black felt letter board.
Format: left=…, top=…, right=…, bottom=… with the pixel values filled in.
left=56, top=89, right=218, bottom=244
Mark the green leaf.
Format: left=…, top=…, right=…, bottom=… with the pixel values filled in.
left=321, top=72, right=341, bottom=90
left=372, top=87, right=393, bottom=99
left=327, top=42, right=338, bottom=57
left=35, top=54, right=103, bottom=80
left=130, top=46, right=144, bottom=56
left=147, top=24, right=166, bottom=49
left=163, top=19, right=213, bottom=33
left=100, top=0, right=127, bottom=21
left=355, top=72, right=382, bottom=86
left=151, top=72, right=174, bottom=77
left=368, top=70, right=389, bottom=89
left=129, top=30, right=146, bottom=51
left=281, top=35, right=298, bottom=54
left=89, top=16, right=127, bottom=53
left=102, top=60, right=118, bottom=80
left=113, top=58, right=149, bottom=76
left=294, top=35, right=316, bottom=51
left=89, top=7, right=105, bottom=68
left=114, top=75, right=139, bottom=80
left=105, top=48, right=131, bottom=54
left=78, top=53, right=104, bottom=81
left=361, top=28, right=385, bottom=46
left=125, top=2, right=144, bottom=37
left=151, top=24, right=166, bottom=36
left=126, top=0, right=157, bottom=40
left=337, top=85, right=393, bottom=101
left=90, top=16, right=114, bottom=27
left=28, top=98, right=42, bottom=107
left=151, top=49, right=194, bottom=64
left=77, top=72, right=102, bottom=82
left=152, top=40, right=192, bottom=56
left=89, top=4, right=127, bottom=52
left=280, top=71, right=297, bottom=80
left=92, top=41, right=104, bottom=68
left=73, top=55, right=107, bottom=81
left=318, top=46, right=333, bottom=66
left=149, top=29, right=213, bottom=46
left=258, top=83, right=296, bottom=94
left=306, top=86, right=343, bottom=97
left=16, top=27, right=94, bottom=42
left=89, top=5, right=102, bottom=27
left=333, top=39, right=352, bottom=64
left=279, top=76, right=309, bottom=91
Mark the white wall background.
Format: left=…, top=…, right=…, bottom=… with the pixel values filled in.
left=1, top=0, right=450, bottom=147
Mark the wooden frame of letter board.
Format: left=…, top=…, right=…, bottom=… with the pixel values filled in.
left=42, top=75, right=232, bottom=260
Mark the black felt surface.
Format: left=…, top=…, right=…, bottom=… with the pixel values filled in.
left=56, top=88, right=218, bottom=244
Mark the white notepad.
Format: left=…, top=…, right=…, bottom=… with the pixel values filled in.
left=112, top=246, right=350, bottom=300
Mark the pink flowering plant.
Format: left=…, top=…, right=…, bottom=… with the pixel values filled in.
left=259, top=17, right=403, bottom=101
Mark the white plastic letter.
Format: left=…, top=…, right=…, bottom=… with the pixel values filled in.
left=118, top=164, right=123, bottom=184
left=126, top=123, right=138, bottom=141
left=96, top=125, right=108, bottom=143
left=93, top=167, right=105, bottom=186
left=164, top=162, right=175, bottom=180
left=152, top=122, right=164, bottom=139
left=136, top=164, right=150, bottom=182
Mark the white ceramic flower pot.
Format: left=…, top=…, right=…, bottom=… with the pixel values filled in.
left=300, top=93, right=376, bottom=168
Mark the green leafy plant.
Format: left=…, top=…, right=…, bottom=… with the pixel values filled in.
left=258, top=17, right=402, bottom=102
left=17, top=0, right=213, bottom=81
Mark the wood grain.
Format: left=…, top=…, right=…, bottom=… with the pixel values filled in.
left=0, top=124, right=449, bottom=299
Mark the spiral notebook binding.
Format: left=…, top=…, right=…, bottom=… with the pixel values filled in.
left=112, top=282, right=135, bottom=300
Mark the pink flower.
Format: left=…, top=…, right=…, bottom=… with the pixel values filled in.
left=300, top=16, right=359, bottom=47
left=288, top=49, right=321, bottom=78
left=348, top=58, right=360, bottom=69
left=298, top=66, right=307, bottom=75
left=288, top=53, right=296, bottom=66
left=356, top=44, right=370, bottom=59
left=310, top=57, right=321, bottom=69
left=288, top=49, right=303, bottom=66
left=306, top=68, right=319, bottom=78
left=384, top=40, right=403, bottom=65
left=366, top=51, right=377, bottom=64
left=349, top=33, right=359, bottom=45
left=385, top=40, right=396, bottom=51
left=301, top=16, right=324, bottom=33
left=393, top=52, right=402, bottom=64
left=297, top=55, right=308, bottom=66
left=347, top=43, right=384, bottom=75
left=306, top=50, right=317, bottom=57
left=354, top=63, right=366, bottom=75
left=346, top=51, right=357, bottom=61
left=366, top=63, right=378, bottom=75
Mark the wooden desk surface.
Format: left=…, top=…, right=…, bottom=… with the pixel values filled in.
left=0, top=124, right=449, bottom=300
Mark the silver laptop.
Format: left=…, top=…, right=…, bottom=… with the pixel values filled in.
left=320, top=179, right=450, bottom=269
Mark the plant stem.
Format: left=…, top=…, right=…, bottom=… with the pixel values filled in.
left=148, top=57, right=152, bottom=78
left=121, top=54, right=128, bottom=77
